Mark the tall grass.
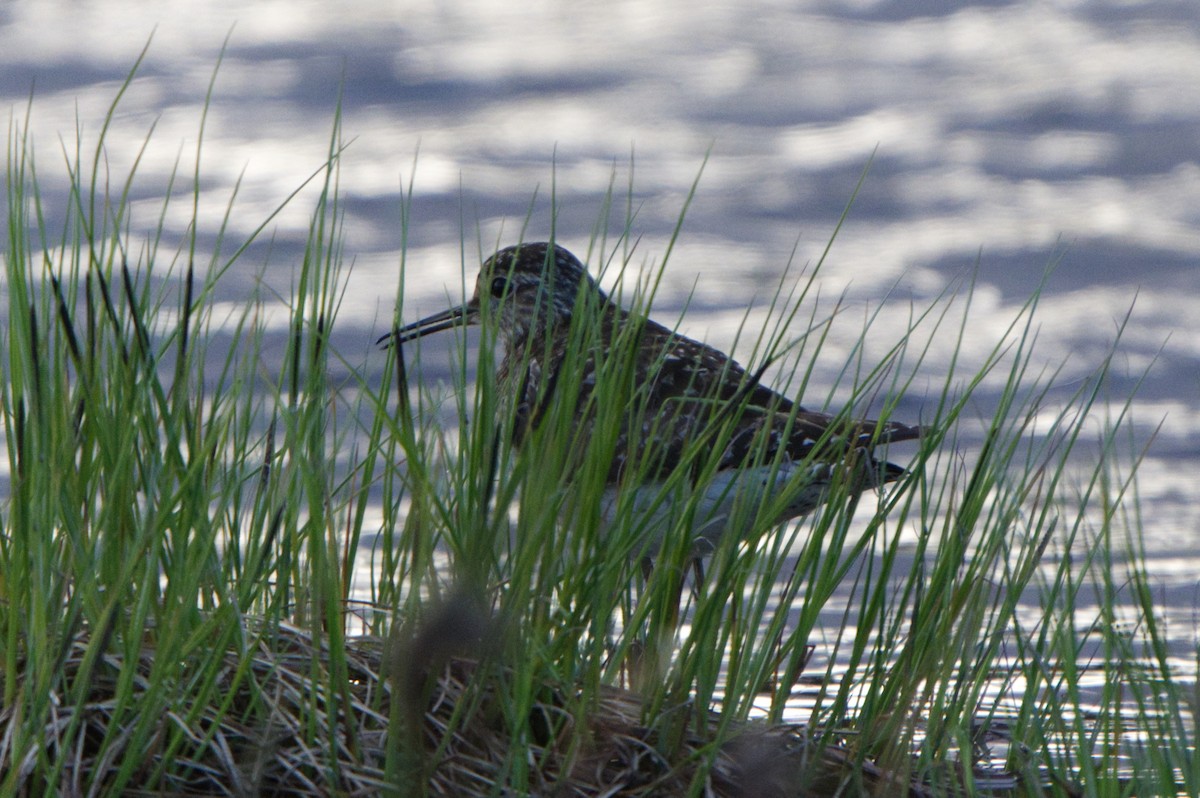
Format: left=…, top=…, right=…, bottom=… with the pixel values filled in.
left=1, top=55, right=1193, bottom=796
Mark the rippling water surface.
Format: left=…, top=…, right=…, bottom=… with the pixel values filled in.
left=3, top=0, right=1198, bottom=731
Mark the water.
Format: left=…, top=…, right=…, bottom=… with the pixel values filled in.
left=3, top=0, right=1198, bottom=775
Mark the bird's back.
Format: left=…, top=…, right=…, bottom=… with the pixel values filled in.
left=497, top=302, right=919, bottom=489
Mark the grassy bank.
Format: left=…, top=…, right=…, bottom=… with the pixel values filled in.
left=0, top=58, right=1192, bottom=796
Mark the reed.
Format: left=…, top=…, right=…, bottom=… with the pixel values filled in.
left=0, top=53, right=1189, bottom=796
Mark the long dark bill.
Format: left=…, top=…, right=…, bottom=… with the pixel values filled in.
left=377, top=303, right=474, bottom=348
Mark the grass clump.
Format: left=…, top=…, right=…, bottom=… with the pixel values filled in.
left=0, top=53, right=1192, bottom=797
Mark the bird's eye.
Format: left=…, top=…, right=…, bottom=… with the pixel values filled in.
left=489, top=276, right=509, bottom=298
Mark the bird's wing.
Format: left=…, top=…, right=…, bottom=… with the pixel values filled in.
left=629, top=318, right=923, bottom=473
left=631, top=317, right=794, bottom=412
left=594, top=317, right=793, bottom=478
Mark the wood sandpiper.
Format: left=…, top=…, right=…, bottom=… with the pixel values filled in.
left=382, top=242, right=921, bottom=554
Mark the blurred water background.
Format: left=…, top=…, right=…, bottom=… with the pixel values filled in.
left=3, top=0, right=1197, bottom=709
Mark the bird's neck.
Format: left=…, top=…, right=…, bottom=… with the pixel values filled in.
left=501, top=315, right=565, bottom=361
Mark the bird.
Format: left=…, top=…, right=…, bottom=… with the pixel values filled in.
left=381, top=242, right=921, bottom=556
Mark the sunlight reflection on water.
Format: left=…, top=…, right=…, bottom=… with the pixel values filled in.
left=4, top=0, right=1198, bottom=775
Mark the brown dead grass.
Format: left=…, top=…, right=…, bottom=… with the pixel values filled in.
left=3, top=618, right=961, bottom=796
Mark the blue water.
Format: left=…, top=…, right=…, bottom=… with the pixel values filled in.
left=3, top=0, right=1198, bottom=732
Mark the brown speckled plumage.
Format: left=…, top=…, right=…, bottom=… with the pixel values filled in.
left=384, top=242, right=921, bottom=542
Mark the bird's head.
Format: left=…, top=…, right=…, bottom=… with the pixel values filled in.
left=384, top=242, right=606, bottom=347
